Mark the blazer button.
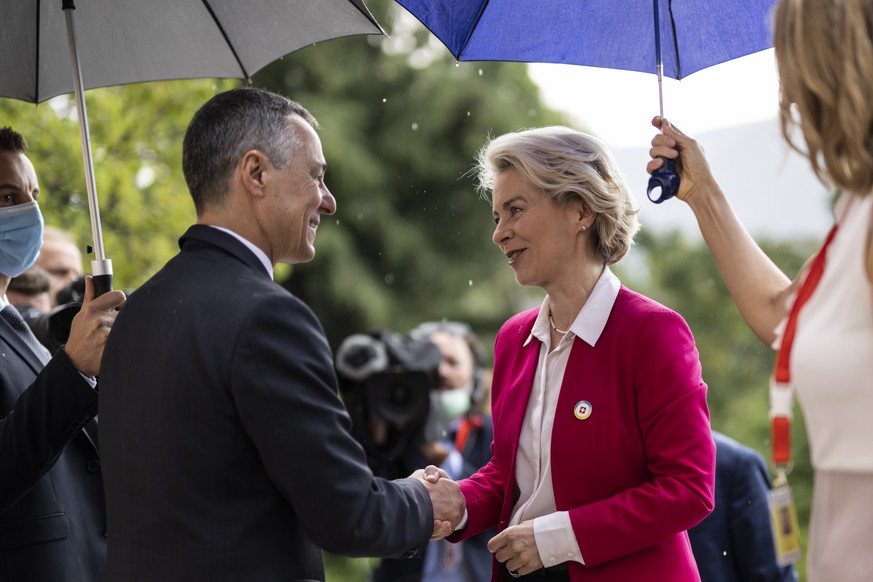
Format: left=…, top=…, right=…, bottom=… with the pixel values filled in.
left=86, top=459, right=101, bottom=473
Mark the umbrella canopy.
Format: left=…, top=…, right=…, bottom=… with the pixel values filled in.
left=394, top=0, right=777, bottom=80
left=1, top=0, right=383, bottom=103
left=0, top=0, right=383, bottom=293
left=394, top=0, right=779, bottom=203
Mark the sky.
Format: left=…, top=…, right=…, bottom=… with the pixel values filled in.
left=528, top=49, right=781, bottom=151
left=528, top=49, right=834, bottom=240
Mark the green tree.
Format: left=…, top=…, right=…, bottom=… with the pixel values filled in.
left=0, top=79, right=235, bottom=288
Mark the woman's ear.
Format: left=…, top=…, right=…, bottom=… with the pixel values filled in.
left=575, top=201, right=595, bottom=232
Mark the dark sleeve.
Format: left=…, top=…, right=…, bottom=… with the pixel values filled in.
left=726, top=446, right=798, bottom=582
left=0, top=350, right=97, bottom=511
left=231, top=296, right=432, bottom=558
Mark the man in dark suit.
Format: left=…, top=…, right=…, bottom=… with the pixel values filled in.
left=99, top=88, right=465, bottom=582
left=0, top=126, right=127, bottom=581
left=688, top=431, right=798, bottom=582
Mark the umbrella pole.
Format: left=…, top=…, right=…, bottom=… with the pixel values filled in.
left=646, top=0, right=680, bottom=204
left=62, top=0, right=113, bottom=296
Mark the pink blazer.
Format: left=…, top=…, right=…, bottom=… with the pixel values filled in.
left=454, top=287, right=715, bottom=581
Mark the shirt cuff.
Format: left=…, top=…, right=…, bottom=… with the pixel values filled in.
left=533, top=511, right=584, bottom=566
left=79, top=371, right=97, bottom=389
left=454, top=509, right=469, bottom=532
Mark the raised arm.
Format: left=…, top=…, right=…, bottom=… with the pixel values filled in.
left=647, top=117, right=794, bottom=345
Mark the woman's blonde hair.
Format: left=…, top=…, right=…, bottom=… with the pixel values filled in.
left=475, top=126, right=640, bottom=264
left=774, top=0, right=873, bottom=193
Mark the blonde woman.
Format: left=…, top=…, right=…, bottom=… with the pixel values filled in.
left=450, top=127, right=715, bottom=581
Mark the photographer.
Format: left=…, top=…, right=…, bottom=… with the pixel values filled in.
left=337, top=321, right=495, bottom=582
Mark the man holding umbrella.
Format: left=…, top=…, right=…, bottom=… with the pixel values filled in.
left=0, top=126, right=127, bottom=581
left=98, top=87, right=465, bottom=581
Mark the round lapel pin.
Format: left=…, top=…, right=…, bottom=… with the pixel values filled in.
left=573, top=400, right=592, bottom=420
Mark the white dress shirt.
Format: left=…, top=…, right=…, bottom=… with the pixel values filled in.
left=512, top=267, right=620, bottom=567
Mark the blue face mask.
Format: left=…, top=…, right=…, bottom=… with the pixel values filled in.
left=0, top=201, right=44, bottom=278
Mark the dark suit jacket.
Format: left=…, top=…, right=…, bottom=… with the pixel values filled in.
left=99, top=225, right=433, bottom=582
left=688, top=432, right=797, bottom=582
left=0, top=315, right=106, bottom=581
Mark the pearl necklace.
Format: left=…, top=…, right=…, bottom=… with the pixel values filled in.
left=549, top=312, right=568, bottom=335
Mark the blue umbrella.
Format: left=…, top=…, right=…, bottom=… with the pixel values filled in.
left=394, top=0, right=779, bottom=202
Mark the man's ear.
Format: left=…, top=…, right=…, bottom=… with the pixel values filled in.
left=239, top=150, right=269, bottom=198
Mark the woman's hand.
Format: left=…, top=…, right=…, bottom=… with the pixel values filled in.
left=647, top=116, right=717, bottom=204
left=487, top=520, right=543, bottom=577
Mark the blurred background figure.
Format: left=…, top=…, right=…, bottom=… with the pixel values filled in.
left=37, top=226, right=83, bottom=307
left=337, top=320, right=495, bottom=582
left=7, top=265, right=52, bottom=313
left=689, top=431, right=798, bottom=582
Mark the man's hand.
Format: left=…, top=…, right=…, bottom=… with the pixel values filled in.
left=63, top=276, right=126, bottom=377
left=410, top=465, right=465, bottom=540
left=488, top=520, right=543, bottom=578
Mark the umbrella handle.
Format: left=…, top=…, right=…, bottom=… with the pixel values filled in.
left=91, top=258, right=113, bottom=297
left=646, top=157, right=680, bottom=204
left=92, top=274, right=114, bottom=298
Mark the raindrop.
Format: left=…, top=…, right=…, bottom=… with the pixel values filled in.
left=468, top=280, right=473, bottom=286
left=384, top=273, right=395, bottom=285
left=455, top=62, right=460, bottom=67
left=478, top=69, right=483, bottom=76
left=722, top=551, right=727, bottom=557
left=467, top=111, right=471, bottom=117
left=135, top=166, right=155, bottom=189
left=335, top=219, right=341, bottom=225
left=411, top=122, right=419, bottom=131
left=382, top=98, right=388, bottom=103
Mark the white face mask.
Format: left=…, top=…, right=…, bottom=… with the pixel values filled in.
left=437, top=387, right=472, bottom=423
left=0, top=201, right=44, bottom=278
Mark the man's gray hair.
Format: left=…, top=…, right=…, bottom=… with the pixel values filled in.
left=182, top=88, right=319, bottom=215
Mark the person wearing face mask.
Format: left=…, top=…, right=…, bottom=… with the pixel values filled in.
left=372, top=321, right=496, bottom=582
left=0, top=126, right=127, bottom=581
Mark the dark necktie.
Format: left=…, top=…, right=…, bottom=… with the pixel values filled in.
left=1, top=305, right=52, bottom=364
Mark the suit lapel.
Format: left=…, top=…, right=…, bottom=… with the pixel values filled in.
left=0, top=319, right=44, bottom=375
left=493, top=311, right=541, bottom=515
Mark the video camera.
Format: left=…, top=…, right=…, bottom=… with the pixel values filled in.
left=335, top=330, right=442, bottom=471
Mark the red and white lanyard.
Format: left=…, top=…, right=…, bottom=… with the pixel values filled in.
left=770, top=221, right=841, bottom=469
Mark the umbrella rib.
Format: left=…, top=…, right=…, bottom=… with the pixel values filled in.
left=200, top=0, right=250, bottom=79
left=35, top=0, right=42, bottom=101
left=667, top=0, right=682, bottom=79
left=459, top=0, right=491, bottom=59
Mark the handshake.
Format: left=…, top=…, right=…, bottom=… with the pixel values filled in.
left=410, top=465, right=466, bottom=540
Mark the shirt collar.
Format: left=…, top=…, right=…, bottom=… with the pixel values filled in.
left=524, top=266, right=621, bottom=348
left=209, top=226, right=274, bottom=279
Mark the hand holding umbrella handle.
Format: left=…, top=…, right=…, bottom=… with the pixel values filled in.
left=647, top=157, right=680, bottom=204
